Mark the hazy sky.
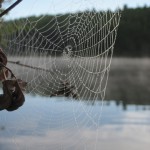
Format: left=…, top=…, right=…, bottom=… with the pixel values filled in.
left=3, top=0, right=150, bottom=19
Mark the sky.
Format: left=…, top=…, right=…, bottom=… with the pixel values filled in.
left=2, top=0, right=150, bottom=20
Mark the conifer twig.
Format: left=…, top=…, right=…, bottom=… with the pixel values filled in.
left=0, top=0, right=22, bottom=17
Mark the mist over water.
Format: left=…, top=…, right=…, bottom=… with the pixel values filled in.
left=0, top=57, right=150, bottom=150
left=6, top=57, right=150, bottom=107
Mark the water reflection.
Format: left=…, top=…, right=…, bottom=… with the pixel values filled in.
left=0, top=126, right=5, bottom=131
left=0, top=58, right=150, bottom=112
left=105, top=58, right=150, bottom=110
left=1, top=58, right=150, bottom=149
left=0, top=95, right=150, bottom=150
left=6, top=58, right=150, bottom=107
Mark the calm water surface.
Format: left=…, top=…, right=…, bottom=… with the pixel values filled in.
left=0, top=93, right=150, bottom=150
left=0, top=58, right=150, bottom=149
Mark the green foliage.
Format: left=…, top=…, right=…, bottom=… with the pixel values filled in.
left=1, top=6, right=150, bottom=57
left=115, top=6, right=150, bottom=57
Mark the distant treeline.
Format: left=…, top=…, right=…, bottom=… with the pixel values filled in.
left=1, top=10, right=120, bottom=57
left=115, top=5, right=150, bottom=57
left=1, top=6, right=150, bottom=57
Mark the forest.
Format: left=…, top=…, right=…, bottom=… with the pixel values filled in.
left=0, top=5, right=150, bottom=57
left=115, top=5, right=150, bottom=57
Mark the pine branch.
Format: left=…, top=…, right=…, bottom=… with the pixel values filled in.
left=0, top=0, right=22, bottom=17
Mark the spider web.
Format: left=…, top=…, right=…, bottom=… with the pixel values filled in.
left=0, top=0, right=121, bottom=149
left=1, top=2, right=121, bottom=100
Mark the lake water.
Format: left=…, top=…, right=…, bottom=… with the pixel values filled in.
left=0, top=93, right=150, bottom=150
left=0, top=58, right=150, bottom=149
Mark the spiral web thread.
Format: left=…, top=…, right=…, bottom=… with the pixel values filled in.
left=1, top=9, right=121, bottom=101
